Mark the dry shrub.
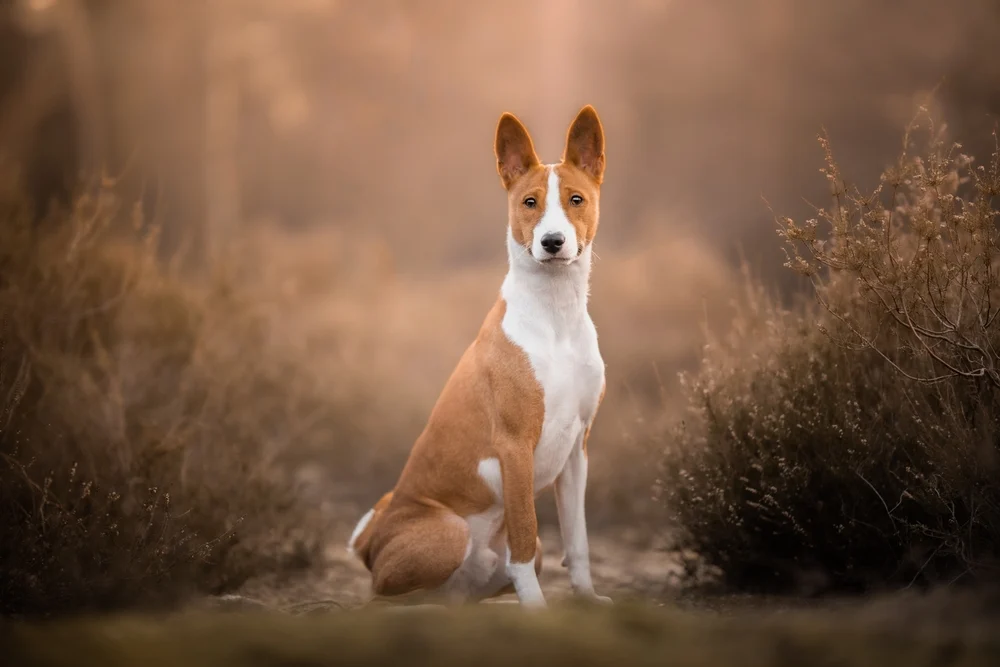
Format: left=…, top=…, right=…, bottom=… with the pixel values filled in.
left=0, top=175, right=340, bottom=616
left=659, top=111, right=1000, bottom=592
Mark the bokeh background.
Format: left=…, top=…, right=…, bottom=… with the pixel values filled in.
left=7, top=0, right=1000, bottom=264
left=3, top=0, right=1000, bottom=553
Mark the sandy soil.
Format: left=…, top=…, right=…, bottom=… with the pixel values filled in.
left=218, top=516, right=717, bottom=614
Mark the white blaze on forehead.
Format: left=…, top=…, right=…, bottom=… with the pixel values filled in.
left=531, top=165, right=578, bottom=260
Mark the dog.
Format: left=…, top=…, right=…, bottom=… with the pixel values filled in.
left=348, top=105, right=608, bottom=608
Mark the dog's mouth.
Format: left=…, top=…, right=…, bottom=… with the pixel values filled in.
left=533, top=245, right=584, bottom=265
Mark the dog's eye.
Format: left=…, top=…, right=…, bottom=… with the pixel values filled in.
left=523, top=197, right=537, bottom=209
left=570, top=194, right=584, bottom=206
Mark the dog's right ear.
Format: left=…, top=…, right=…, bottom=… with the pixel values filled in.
left=495, top=112, right=540, bottom=190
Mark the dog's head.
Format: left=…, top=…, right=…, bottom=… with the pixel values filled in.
left=494, top=106, right=605, bottom=266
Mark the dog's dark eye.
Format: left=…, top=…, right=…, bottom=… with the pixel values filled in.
left=523, top=197, right=537, bottom=208
left=570, top=194, right=584, bottom=206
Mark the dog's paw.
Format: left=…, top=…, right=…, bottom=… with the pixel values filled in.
left=521, top=599, right=548, bottom=610
left=576, top=591, right=613, bottom=605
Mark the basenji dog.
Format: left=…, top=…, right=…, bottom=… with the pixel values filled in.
left=348, top=105, right=608, bottom=608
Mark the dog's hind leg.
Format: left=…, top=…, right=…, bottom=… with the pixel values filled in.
left=368, top=508, right=470, bottom=602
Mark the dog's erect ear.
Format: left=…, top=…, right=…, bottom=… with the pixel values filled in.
left=495, top=112, right=540, bottom=190
left=563, top=105, right=605, bottom=184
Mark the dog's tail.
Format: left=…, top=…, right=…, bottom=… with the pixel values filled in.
left=347, top=490, right=394, bottom=569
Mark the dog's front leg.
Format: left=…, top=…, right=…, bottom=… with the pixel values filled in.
left=499, top=447, right=546, bottom=608
left=554, top=432, right=611, bottom=604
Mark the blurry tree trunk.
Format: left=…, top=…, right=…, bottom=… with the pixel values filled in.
left=205, top=0, right=240, bottom=263
left=1, top=0, right=103, bottom=189
left=52, top=0, right=105, bottom=178
left=0, top=47, right=64, bottom=160
left=127, top=0, right=208, bottom=264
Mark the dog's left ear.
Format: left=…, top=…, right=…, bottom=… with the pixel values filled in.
left=563, top=105, right=605, bottom=184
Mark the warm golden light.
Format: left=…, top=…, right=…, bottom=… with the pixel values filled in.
left=2, top=0, right=1000, bottom=640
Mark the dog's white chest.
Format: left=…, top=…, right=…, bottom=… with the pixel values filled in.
left=532, top=328, right=604, bottom=490
left=497, top=234, right=605, bottom=496
left=502, top=310, right=605, bottom=492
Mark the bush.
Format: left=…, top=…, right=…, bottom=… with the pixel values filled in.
left=659, top=110, right=1000, bottom=592
left=0, top=174, right=337, bottom=616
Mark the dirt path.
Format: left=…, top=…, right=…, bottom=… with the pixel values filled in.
left=215, top=520, right=716, bottom=614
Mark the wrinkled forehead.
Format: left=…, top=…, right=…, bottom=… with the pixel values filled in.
left=552, top=162, right=600, bottom=199
left=507, top=163, right=600, bottom=201
left=507, top=163, right=549, bottom=199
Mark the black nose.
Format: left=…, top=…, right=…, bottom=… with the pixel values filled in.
left=540, top=232, right=565, bottom=254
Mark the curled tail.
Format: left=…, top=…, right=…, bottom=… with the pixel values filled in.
left=347, top=490, right=394, bottom=569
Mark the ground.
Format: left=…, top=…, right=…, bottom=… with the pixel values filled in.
left=222, top=520, right=717, bottom=613
left=6, top=502, right=1000, bottom=666
left=7, top=555, right=1000, bottom=667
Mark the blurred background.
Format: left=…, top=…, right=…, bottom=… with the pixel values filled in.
left=2, top=0, right=1000, bottom=529
left=5, top=0, right=1000, bottom=264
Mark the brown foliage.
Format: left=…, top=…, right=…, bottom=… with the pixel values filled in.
left=660, top=112, right=1000, bottom=592
left=0, top=175, right=339, bottom=616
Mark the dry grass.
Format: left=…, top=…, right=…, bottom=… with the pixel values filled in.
left=659, top=111, right=1000, bottom=592
left=0, top=174, right=349, bottom=616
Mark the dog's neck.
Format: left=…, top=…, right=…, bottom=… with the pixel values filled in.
left=501, top=227, right=593, bottom=335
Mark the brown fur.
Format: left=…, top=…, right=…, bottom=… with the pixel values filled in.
left=349, top=491, right=394, bottom=570
left=501, top=107, right=605, bottom=255
left=504, top=163, right=549, bottom=249
left=554, top=163, right=602, bottom=251
left=495, top=112, right=540, bottom=190
left=352, top=106, right=606, bottom=601
left=357, top=298, right=545, bottom=595
left=563, top=105, right=606, bottom=184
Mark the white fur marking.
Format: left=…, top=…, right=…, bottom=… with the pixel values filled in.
left=443, top=546, right=500, bottom=599
left=555, top=438, right=598, bottom=595
left=502, top=198, right=604, bottom=494
left=506, top=560, right=546, bottom=607
left=347, top=508, right=375, bottom=554
left=530, top=167, right=579, bottom=261
left=477, top=457, right=503, bottom=502
left=454, top=462, right=507, bottom=601
left=500, top=163, right=606, bottom=605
